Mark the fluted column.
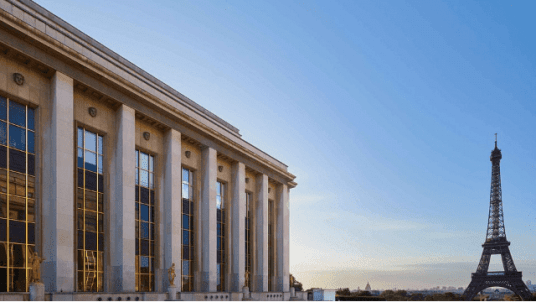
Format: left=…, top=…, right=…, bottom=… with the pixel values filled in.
left=253, top=174, right=268, bottom=292
left=276, top=184, right=289, bottom=292
left=163, top=129, right=182, bottom=289
left=109, top=104, right=136, bottom=292
left=199, top=147, right=217, bottom=292
left=230, top=162, right=246, bottom=291
left=42, top=71, right=75, bottom=292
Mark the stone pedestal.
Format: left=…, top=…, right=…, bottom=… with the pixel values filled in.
left=290, top=287, right=300, bottom=301
left=242, top=286, right=251, bottom=301
left=167, top=286, right=178, bottom=301
left=30, top=282, right=45, bottom=301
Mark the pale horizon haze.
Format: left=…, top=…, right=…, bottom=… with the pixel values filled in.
left=32, top=0, right=536, bottom=291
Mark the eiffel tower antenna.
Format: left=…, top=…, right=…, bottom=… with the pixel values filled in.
left=463, top=137, right=532, bottom=300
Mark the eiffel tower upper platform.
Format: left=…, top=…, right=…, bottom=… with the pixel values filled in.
left=463, top=135, right=532, bottom=301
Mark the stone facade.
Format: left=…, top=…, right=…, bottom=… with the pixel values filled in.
left=0, top=0, right=297, bottom=300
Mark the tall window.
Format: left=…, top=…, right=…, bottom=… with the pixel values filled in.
left=268, top=199, right=274, bottom=291
left=216, top=181, right=225, bottom=291
left=76, top=127, right=104, bottom=292
left=135, top=150, right=155, bottom=292
left=244, top=191, right=251, bottom=288
left=0, top=96, right=35, bottom=292
left=181, top=168, right=194, bottom=292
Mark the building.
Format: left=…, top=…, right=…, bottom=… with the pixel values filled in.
left=0, top=0, right=297, bottom=300
left=307, top=288, right=336, bottom=301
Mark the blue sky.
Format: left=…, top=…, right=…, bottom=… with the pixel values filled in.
left=34, top=0, right=536, bottom=290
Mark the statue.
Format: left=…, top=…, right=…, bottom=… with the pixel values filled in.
left=29, top=250, right=45, bottom=283
left=168, top=263, right=176, bottom=287
left=290, top=274, right=295, bottom=287
left=245, top=271, right=250, bottom=287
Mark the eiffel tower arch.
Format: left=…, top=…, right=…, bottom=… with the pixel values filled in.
left=463, top=136, right=532, bottom=301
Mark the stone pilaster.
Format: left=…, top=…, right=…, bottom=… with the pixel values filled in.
left=230, top=162, right=246, bottom=292
left=109, top=104, right=136, bottom=292
left=163, top=129, right=182, bottom=289
left=253, top=174, right=268, bottom=292
left=42, top=71, right=75, bottom=292
left=199, top=147, right=217, bottom=292
left=276, top=184, right=289, bottom=292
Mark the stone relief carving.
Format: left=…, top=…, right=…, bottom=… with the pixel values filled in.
left=13, top=73, right=24, bottom=86
left=88, top=107, right=97, bottom=117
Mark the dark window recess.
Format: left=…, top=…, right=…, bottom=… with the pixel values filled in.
left=0, top=268, right=6, bottom=292
left=135, top=238, right=139, bottom=255
left=0, top=243, right=6, bottom=266
left=0, top=219, right=6, bottom=241
left=141, top=222, right=149, bottom=239
left=182, top=199, right=189, bottom=214
left=182, top=215, right=189, bottom=229
left=0, top=146, right=6, bottom=168
left=9, top=220, right=26, bottom=243
left=9, top=149, right=25, bottom=173
left=98, top=174, right=104, bottom=193
left=85, top=232, right=97, bottom=251
left=78, top=231, right=84, bottom=249
left=28, top=223, right=35, bottom=244
left=98, top=234, right=104, bottom=251
left=11, top=244, right=25, bottom=267
left=0, top=96, right=6, bottom=120
left=217, top=251, right=221, bottom=263
left=78, top=169, right=84, bottom=188
left=141, top=240, right=149, bottom=256
left=150, top=190, right=154, bottom=205
left=28, top=108, right=35, bottom=130
left=28, top=154, right=35, bottom=176
left=28, top=131, right=34, bottom=154
left=12, top=268, right=26, bottom=292
left=9, top=125, right=25, bottom=151
left=85, top=170, right=97, bottom=191
left=0, top=122, right=6, bottom=145
left=135, top=186, right=139, bottom=201
left=140, top=187, right=149, bottom=204
left=217, top=210, right=221, bottom=222
left=183, top=246, right=189, bottom=260
left=140, top=205, right=149, bottom=222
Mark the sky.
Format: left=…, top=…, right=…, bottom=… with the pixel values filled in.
left=33, top=0, right=536, bottom=290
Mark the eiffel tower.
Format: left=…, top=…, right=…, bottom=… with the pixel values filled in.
left=463, top=135, right=532, bottom=301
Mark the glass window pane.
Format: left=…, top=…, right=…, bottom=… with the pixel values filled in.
left=28, top=130, right=34, bottom=154
left=149, top=156, right=154, bottom=172
left=85, top=190, right=97, bottom=211
left=98, top=174, right=104, bottom=193
left=9, top=101, right=25, bottom=127
left=0, top=194, right=5, bottom=218
left=140, top=204, right=149, bottom=221
left=140, top=187, right=149, bottom=204
left=182, top=215, right=189, bottom=230
left=85, top=212, right=97, bottom=232
left=9, top=149, right=26, bottom=173
left=0, top=146, right=5, bottom=169
left=98, top=155, right=103, bottom=174
left=11, top=268, right=26, bottom=292
left=0, top=219, right=5, bottom=242
left=135, top=168, right=139, bottom=185
left=141, top=170, right=148, bottom=187
left=85, top=130, right=97, bottom=152
left=85, top=171, right=97, bottom=191
left=85, top=232, right=97, bottom=251
left=28, top=153, right=35, bottom=176
left=141, top=152, right=149, bottom=170
left=149, top=173, right=153, bottom=189
left=28, top=222, right=35, bottom=244
left=27, top=107, right=34, bottom=130
left=182, top=184, right=188, bottom=199
left=85, top=151, right=97, bottom=172
left=9, top=125, right=25, bottom=151
left=182, top=168, right=188, bottom=183
left=136, top=150, right=139, bottom=167
left=217, top=183, right=221, bottom=195
left=78, top=148, right=83, bottom=168
left=98, top=135, right=103, bottom=155
left=0, top=121, right=6, bottom=145
left=78, top=128, right=83, bottom=148
left=0, top=97, right=6, bottom=120
left=9, top=220, right=25, bottom=243
left=10, top=196, right=25, bottom=220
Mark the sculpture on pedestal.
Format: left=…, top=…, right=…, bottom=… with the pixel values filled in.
left=168, top=263, right=176, bottom=287
left=29, top=250, right=45, bottom=283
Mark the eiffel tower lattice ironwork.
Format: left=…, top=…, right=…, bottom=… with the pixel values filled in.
left=463, top=135, right=532, bottom=301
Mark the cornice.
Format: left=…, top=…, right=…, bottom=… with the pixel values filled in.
left=0, top=0, right=297, bottom=186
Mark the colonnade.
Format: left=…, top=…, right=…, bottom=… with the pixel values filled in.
left=40, top=71, right=290, bottom=294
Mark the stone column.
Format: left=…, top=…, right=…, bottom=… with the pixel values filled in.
left=276, top=184, right=289, bottom=292
left=42, top=71, right=75, bottom=292
left=199, top=147, right=217, bottom=292
left=253, top=174, right=268, bottom=292
left=109, top=104, right=136, bottom=292
left=230, top=162, right=246, bottom=292
left=163, top=129, right=182, bottom=289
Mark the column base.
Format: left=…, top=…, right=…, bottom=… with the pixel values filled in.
left=30, top=282, right=45, bottom=301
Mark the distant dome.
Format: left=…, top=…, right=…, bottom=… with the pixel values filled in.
left=365, top=282, right=371, bottom=291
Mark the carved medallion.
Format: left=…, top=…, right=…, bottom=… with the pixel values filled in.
left=88, top=107, right=97, bottom=117
left=13, top=73, right=24, bottom=86
left=185, top=151, right=191, bottom=158
left=143, top=132, right=150, bottom=141
left=245, top=178, right=249, bottom=184
left=218, top=165, right=223, bottom=172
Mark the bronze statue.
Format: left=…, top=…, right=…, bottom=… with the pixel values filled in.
left=290, top=274, right=295, bottom=287
left=29, top=250, right=45, bottom=283
left=168, top=263, right=176, bottom=287
left=245, top=271, right=250, bottom=287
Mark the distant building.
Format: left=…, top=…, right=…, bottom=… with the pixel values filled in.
left=307, top=288, right=336, bottom=301
left=365, top=282, right=372, bottom=292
